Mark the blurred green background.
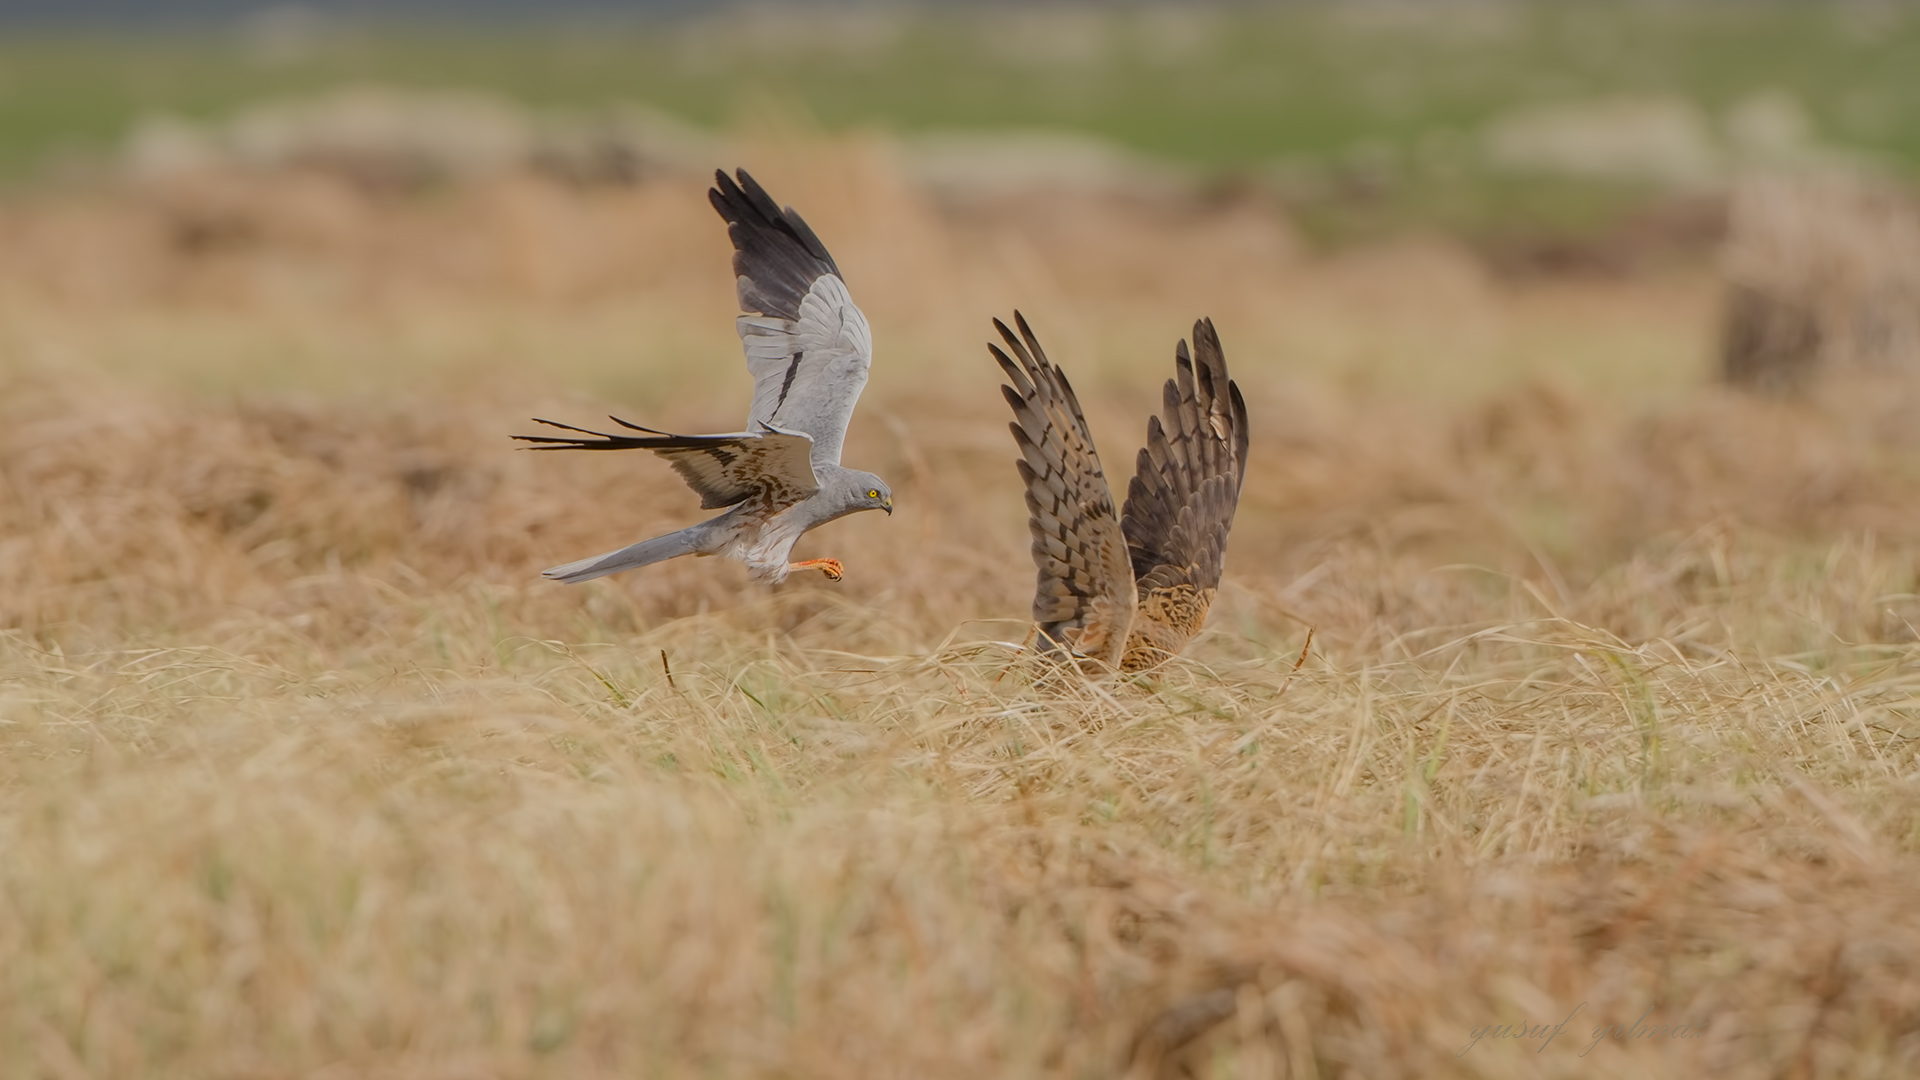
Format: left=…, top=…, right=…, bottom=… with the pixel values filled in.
left=1, top=2, right=1915, bottom=241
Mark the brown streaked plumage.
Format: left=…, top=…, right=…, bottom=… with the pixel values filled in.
left=992, top=314, right=1137, bottom=668
left=1116, top=318, right=1250, bottom=669
left=993, top=313, right=1249, bottom=673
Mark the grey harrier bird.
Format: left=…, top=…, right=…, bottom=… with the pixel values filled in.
left=515, top=169, right=892, bottom=585
left=992, top=313, right=1249, bottom=671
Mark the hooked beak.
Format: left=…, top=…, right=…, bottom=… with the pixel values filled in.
left=883, top=497, right=893, bottom=515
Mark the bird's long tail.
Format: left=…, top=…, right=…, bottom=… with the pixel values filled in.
left=542, top=527, right=707, bottom=584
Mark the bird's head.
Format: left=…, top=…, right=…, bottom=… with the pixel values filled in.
left=845, top=472, right=893, bottom=516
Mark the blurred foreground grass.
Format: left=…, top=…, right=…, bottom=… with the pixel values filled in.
left=3, top=142, right=1920, bottom=1076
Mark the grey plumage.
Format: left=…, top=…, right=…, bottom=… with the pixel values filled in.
left=516, top=168, right=893, bottom=585
left=542, top=526, right=704, bottom=585
left=715, top=169, right=872, bottom=470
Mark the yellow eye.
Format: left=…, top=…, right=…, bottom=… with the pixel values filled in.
left=868, top=489, right=880, bottom=498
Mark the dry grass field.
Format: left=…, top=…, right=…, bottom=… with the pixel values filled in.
left=5, top=136, right=1920, bottom=1078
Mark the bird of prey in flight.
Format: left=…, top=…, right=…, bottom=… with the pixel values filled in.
left=515, top=168, right=892, bottom=584
left=992, top=313, right=1249, bottom=671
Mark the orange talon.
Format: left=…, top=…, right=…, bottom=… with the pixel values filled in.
left=789, top=558, right=844, bottom=582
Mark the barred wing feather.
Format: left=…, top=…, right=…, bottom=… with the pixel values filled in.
left=1117, top=319, right=1250, bottom=670
left=992, top=312, right=1136, bottom=669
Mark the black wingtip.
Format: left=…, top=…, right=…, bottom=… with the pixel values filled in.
left=511, top=415, right=680, bottom=451
left=528, top=417, right=612, bottom=437
left=608, top=415, right=668, bottom=435
left=710, top=167, right=790, bottom=232
left=716, top=166, right=765, bottom=198
left=708, top=164, right=843, bottom=313
left=708, top=169, right=741, bottom=217
left=709, top=166, right=776, bottom=225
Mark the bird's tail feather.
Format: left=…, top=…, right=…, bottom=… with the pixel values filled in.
left=543, top=527, right=704, bottom=584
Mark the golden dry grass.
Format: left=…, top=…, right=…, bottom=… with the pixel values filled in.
left=4, top=139, right=1920, bottom=1079
left=1720, top=173, right=1920, bottom=390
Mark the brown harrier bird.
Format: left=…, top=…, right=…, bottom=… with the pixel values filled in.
left=992, top=313, right=1249, bottom=672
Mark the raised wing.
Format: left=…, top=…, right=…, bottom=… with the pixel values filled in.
left=1117, top=318, right=1250, bottom=670
left=710, top=169, right=872, bottom=469
left=992, top=312, right=1136, bottom=669
left=514, top=416, right=820, bottom=510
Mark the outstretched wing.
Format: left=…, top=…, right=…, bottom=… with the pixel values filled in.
left=992, top=312, right=1136, bottom=669
left=1117, top=318, right=1250, bottom=669
left=710, top=169, right=872, bottom=469
left=514, top=417, right=820, bottom=510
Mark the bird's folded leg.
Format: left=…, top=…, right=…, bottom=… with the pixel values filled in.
left=789, top=558, right=844, bottom=582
